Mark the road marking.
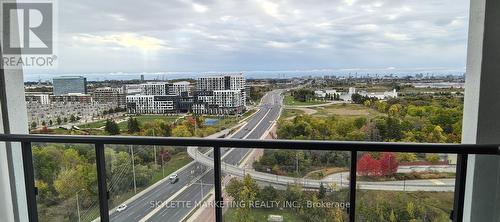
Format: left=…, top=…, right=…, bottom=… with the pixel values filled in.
left=243, top=108, right=271, bottom=139
left=139, top=169, right=211, bottom=222
left=429, top=179, right=445, bottom=185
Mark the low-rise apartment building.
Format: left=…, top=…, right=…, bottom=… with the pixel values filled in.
left=91, top=87, right=126, bottom=107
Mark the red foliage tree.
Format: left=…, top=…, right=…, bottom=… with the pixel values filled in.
left=379, top=152, right=399, bottom=176
left=357, top=153, right=381, bottom=176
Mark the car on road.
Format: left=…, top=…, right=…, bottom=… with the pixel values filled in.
left=169, top=174, right=179, bottom=184
left=116, top=204, right=127, bottom=212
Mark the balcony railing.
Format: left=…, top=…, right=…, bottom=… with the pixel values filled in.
left=0, top=133, right=498, bottom=222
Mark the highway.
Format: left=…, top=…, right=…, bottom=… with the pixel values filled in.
left=108, top=90, right=283, bottom=222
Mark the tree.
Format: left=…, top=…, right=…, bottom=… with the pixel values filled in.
left=127, top=117, right=140, bottom=133
left=427, top=125, right=447, bottom=143
left=158, top=122, right=172, bottom=137
left=61, top=149, right=84, bottom=169
left=292, top=89, right=315, bottom=102
left=105, top=119, right=120, bottom=135
left=70, top=114, right=77, bottom=122
left=32, top=146, right=60, bottom=184
left=357, top=153, right=381, bottom=176
left=35, top=180, right=52, bottom=203
left=31, top=121, right=37, bottom=129
left=425, top=153, right=440, bottom=163
left=389, top=209, right=397, bottom=222
left=226, top=178, right=243, bottom=202
left=407, top=201, right=416, bottom=219
left=318, top=182, right=326, bottom=199
left=172, top=125, right=192, bottom=137
left=49, top=119, right=53, bottom=126
left=379, top=152, right=399, bottom=176
left=54, top=167, right=86, bottom=199
left=41, top=121, right=46, bottom=126
left=351, top=93, right=363, bottom=104
left=258, top=185, right=278, bottom=203
left=354, top=117, right=367, bottom=129
left=56, top=116, right=62, bottom=125
left=226, top=175, right=258, bottom=222
left=396, top=153, right=417, bottom=162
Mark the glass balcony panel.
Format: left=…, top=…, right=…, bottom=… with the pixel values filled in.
left=222, top=148, right=350, bottom=222
left=32, top=142, right=99, bottom=222
left=105, top=145, right=214, bottom=222
left=355, top=152, right=457, bottom=222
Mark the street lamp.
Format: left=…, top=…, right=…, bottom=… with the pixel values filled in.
left=130, top=145, right=137, bottom=194
left=76, top=189, right=86, bottom=222
left=162, top=154, right=165, bottom=177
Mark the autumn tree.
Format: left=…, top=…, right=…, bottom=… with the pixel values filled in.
left=357, top=153, right=381, bottom=176
left=379, top=152, right=399, bottom=176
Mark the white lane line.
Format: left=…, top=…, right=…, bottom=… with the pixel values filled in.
left=429, top=179, right=445, bottom=185
left=139, top=169, right=211, bottom=222
left=243, top=108, right=271, bottom=139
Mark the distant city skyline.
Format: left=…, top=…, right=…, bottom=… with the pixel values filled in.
left=24, top=69, right=465, bottom=82
left=25, top=0, right=469, bottom=76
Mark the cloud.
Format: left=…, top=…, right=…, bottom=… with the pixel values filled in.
left=266, top=41, right=294, bottom=49
left=30, top=0, right=470, bottom=74
left=72, top=33, right=170, bottom=51
left=192, top=3, right=208, bottom=13
left=256, top=0, right=281, bottom=18
left=344, top=0, right=356, bottom=6
left=384, top=32, right=412, bottom=41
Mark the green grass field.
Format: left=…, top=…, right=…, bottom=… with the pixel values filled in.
left=224, top=208, right=303, bottom=222
left=280, top=103, right=384, bottom=121
left=118, top=115, right=181, bottom=131
left=311, top=104, right=382, bottom=118
left=284, top=95, right=328, bottom=106
left=279, top=109, right=306, bottom=121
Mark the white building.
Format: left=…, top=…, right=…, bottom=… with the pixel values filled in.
left=25, top=93, right=50, bottom=105
left=359, top=89, right=398, bottom=100
left=195, top=74, right=246, bottom=112
left=197, top=76, right=225, bottom=91
left=193, top=90, right=244, bottom=115
left=325, top=90, right=337, bottom=95
left=341, top=87, right=398, bottom=101
left=126, top=95, right=178, bottom=114
left=172, top=81, right=191, bottom=95
left=125, top=84, right=142, bottom=95
left=140, top=82, right=170, bottom=95
left=314, top=90, right=326, bottom=98
left=197, top=74, right=245, bottom=91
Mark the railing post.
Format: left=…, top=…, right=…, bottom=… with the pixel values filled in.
left=452, top=154, right=468, bottom=222
left=21, top=141, right=38, bottom=222
left=349, top=150, right=357, bottom=222
left=95, top=143, right=109, bottom=222
left=213, top=146, right=223, bottom=222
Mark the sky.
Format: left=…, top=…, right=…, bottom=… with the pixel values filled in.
left=25, top=0, right=470, bottom=77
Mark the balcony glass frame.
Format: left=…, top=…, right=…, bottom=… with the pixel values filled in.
left=0, top=134, right=498, bottom=222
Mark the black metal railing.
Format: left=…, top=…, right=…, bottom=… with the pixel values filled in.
left=0, top=134, right=499, bottom=222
